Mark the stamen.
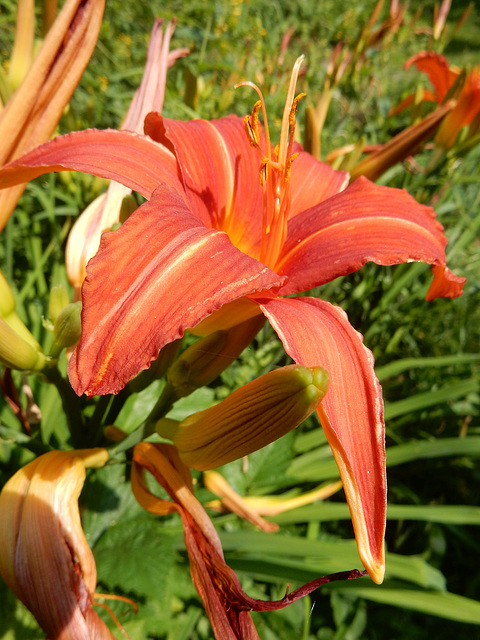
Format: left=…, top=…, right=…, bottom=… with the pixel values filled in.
left=235, top=80, right=272, bottom=159
left=236, top=57, right=306, bottom=270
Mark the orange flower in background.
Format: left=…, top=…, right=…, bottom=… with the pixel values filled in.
left=0, top=449, right=114, bottom=640
left=0, top=0, right=105, bottom=231
left=390, top=51, right=480, bottom=149
left=0, top=56, right=466, bottom=584
left=132, top=442, right=367, bottom=640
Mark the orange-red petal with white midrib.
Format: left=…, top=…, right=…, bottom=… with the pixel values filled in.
left=69, top=183, right=285, bottom=397
left=258, top=296, right=386, bottom=584
left=0, top=129, right=181, bottom=200
left=275, top=176, right=465, bottom=299
left=404, top=52, right=459, bottom=102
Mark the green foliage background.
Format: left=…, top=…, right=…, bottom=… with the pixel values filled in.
left=0, top=0, right=479, bottom=638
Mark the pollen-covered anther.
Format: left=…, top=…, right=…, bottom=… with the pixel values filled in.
left=289, top=93, right=306, bottom=126
left=259, top=158, right=269, bottom=185
left=243, top=115, right=258, bottom=148
left=285, top=152, right=299, bottom=182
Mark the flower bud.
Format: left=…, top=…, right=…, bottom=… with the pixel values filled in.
left=0, top=318, right=46, bottom=371
left=0, top=269, right=16, bottom=318
left=50, top=301, right=82, bottom=356
left=167, top=331, right=228, bottom=398
left=48, top=283, right=70, bottom=323
left=0, top=449, right=114, bottom=640
left=157, top=364, right=329, bottom=470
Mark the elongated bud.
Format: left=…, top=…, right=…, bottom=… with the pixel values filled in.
left=0, top=449, right=114, bottom=640
left=157, top=364, right=329, bottom=470
left=167, top=331, right=228, bottom=398
left=128, top=339, right=181, bottom=393
left=50, top=301, right=82, bottom=356
left=0, top=269, right=16, bottom=318
left=0, top=269, right=43, bottom=353
left=0, top=318, right=46, bottom=371
left=48, top=283, right=70, bottom=323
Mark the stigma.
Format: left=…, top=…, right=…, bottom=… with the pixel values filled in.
left=236, top=56, right=306, bottom=269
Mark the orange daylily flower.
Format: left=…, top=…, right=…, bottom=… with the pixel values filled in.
left=389, top=51, right=480, bottom=149
left=132, top=442, right=367, bottom=640
left=0, top=57, right=465, bottom=584
left=0, top=449, right=115, bottom=640
left=0, top=0, right=105, bottom=231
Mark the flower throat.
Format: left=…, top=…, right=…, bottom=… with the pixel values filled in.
left=236, top=55, right=305, bottom=270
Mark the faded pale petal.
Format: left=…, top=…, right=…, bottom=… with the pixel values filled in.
left=275, top=176, right=465, bottom=299
left=69, top=184, right=285, bottom=396
left=258, top=296, right=386, bottom=584
left=123, top=19, right=188, bottom=132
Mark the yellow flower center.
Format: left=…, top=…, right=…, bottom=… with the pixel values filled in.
left=236, top=56, right=305, bottom=270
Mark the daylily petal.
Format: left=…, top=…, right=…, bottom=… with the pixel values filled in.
left=275, top=176, right=465, bottom=299
left=132, top=442, right=367, bottom=640
left=404, top=52, right=459, bottom=102
left=0, top=129, right=182, bottom=200
left=145, top=113, right=265, bottom=248
left=69, top=184, right=285, bottom=396
left=435, top=67, right=480, bottom=149
left=288, top=145, right=350, bottom=219
left=388, top=89, right=438, bottom=117
left=258, top=296, right=386, bottom=584
left=66, top=19, right=188, bottom=295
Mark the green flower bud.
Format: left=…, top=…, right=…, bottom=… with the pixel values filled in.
left=167, top=331, right=228, bottom=398
left=48, top=284, right=70, bottom=323
left=0, top=270, right=16, bottom=318
left=0, top=319, right=46, bottom=371
left=50, top=302, right=82, bottom=357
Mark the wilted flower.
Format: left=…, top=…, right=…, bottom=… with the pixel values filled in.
left=0, top=448, right=115, bottom=639
left=132, top=442, right=367, bottom=640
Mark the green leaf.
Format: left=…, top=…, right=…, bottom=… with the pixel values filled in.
left=384, top=378, right=478, bottom=420
left=216, top=530, right=445, bottom=589
left=271, top=503, right=480, bottom=526
left=287, top=437, right=480, bottom=482
left=375, top=354, right=480, bottom=381
left=330, top=582, right=480, bottom=625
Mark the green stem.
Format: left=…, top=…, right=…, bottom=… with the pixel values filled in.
left=43, top=365, right=86, bottom=447
left=109, top=382, right=179, bottom=457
